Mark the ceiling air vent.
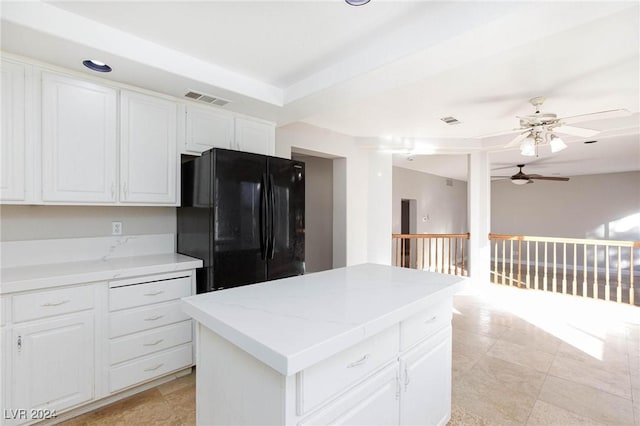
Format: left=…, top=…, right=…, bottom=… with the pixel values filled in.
left=184, top=90, right=230, bottom=107
left=440, top=116, right=460, bottom=125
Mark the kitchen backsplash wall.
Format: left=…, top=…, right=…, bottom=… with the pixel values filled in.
left=0, top=205, right=176, bottom=241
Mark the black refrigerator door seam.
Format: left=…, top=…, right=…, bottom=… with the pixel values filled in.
left=268, top=173, right=276, bottom=260
left=259, top=173, right=267, bottom=260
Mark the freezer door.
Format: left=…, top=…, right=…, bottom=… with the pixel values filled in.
left=212, top=149, right=268, bottom=289
left=267, top=157, right=305, bottom=280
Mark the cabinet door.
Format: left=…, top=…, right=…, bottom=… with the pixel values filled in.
left=399, top=326, right=452, bottom=426
left=299, top=364, right=400, bottom=426
left=0, top=60, right=26, bottom=201
left=184, top=105, right=234, bottom=154
left=234, top=117, right=275, bottom=156
left=120, top=90, right=177, bottom=204
left=42, top=73, right=117, bottom=203
left=12, top=312, right=94, bottom=414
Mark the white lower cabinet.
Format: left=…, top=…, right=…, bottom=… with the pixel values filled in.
left=1, top=268, right=197, bottom=425
left=11, top=312, right=94, bottom=415
left=399, top=326, right=452, bottom=426
left=196, top=296, right=454, bottom=426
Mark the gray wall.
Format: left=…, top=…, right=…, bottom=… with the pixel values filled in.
left=392, top=166, right=468, bottom=234
left=0, top=205, right=176, bottom=241
left=491, top=171, right=640, bottom=240
left=292, top=154, right=334, bottom=273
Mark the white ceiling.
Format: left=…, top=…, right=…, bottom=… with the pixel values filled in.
left=2, top=1, right=639, bottom=180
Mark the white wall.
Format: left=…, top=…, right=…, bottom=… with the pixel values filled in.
left=276, top=122, right=392, bottom=266
left=0, top=205, right=176, bottom=241
left=491, top=171, right=640, bottom=241
left=291, top=154, right=334, bottom=273
left=392, top=166, right=468, bottom=234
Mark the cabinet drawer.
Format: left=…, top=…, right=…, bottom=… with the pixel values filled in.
left=399, top=298, right=452, bottom=351
left=298, top=325, right=399, bottom=415
left=110, top=320, right=192, bottom=365
left=109, top=276, right=191, bottom=311
left=13, top=285, right=94, bottom=323
left=109, top=344, right=192, bottom=393
left=109, top=300, right=190, bottom=338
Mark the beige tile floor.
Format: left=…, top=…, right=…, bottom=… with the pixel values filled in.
left=61, top=284, right=640, bottom=425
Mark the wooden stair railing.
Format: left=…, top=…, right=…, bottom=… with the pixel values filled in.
left=392, top=233, right=470, bottom=277
left=489, top=233, right=640, bottom=306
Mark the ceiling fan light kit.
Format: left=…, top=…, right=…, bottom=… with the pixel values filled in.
left=499, top=96, right=630, bottom=157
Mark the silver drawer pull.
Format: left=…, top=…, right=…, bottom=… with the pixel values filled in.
left=143, top=339, right=164, bottom=347
left=347, top=354, right=370, bottom=368
left=41, top=300, right=70, bottom=307
left=424, top=315, right=437, bottom=324
left=144, top=291, right=164, bottom=296
left=144, top=315, right=164, bottom=321
left=144, top=363, right=164, bottom=372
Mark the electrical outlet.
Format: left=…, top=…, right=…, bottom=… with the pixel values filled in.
left=112, top=221, right=122, bottom=235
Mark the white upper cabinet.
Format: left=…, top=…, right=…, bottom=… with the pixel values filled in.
left=184, top=105, right=234, bottom=154
left=120, top=90, right=178, bottom=205
left=234, top=117, right=275, bottom=156
left=0, top=60, right=26, bottom=201
left=41, top=72, right=117, bottom=203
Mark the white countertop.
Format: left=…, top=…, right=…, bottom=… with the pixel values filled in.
left=181, top=263, right=463, bottom=376
left=1, top=253, right=203, bottom=294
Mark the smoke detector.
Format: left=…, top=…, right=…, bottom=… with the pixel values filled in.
left=184, top=90, right=230, bottom=106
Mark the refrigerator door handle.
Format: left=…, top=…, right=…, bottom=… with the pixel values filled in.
left=268, top=174, right=276, bottom=259
left=259, top=174, right=267, bottom=260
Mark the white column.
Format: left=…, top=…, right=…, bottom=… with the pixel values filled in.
left=467, top=151, right=491, bottom=286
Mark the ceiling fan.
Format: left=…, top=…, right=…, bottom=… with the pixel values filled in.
left=492, top=164, right=570, bottom=185
left=493, top=96, right=630, bottom=156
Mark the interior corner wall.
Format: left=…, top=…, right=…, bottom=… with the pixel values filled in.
left=491, top=171, right=640, bottom=241
left=0, top=205, right=176, bottom=242
left=392, top=166, right=468, bottom=234
left=276, top=122, right=392, bottom=267
left=291, top=154, right=334, bottom=273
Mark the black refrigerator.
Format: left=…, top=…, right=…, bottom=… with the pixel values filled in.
left=177, top=148, right=305, bottom=293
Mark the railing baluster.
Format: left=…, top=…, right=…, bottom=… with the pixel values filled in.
left=593, top=244, right=598, bottom=300
left=493, top=240, right=500, bottom=284
left=562, top=242, right=567, bottom=295
left=605, top=245, right=610, bottom=301
left=583, top=244, right=588, bottom=298
left=501, top=240, right=506, bottom=285
left=535, top=241, right=539, bottom=291
left=616, top=247, right=621, bottom=303
left=447, top=237, right=451, bottom=275
left=441, top=237, right=445, bottom=273
left=630, top=248, right=635, bottom=305
left=573, top=243, right=577, bottom=296
left=526, top=240, right=530, bottom=289
left=454, top=238, right=458, bottom=276
left=517, top=239, right=522, bottom=288
left=509, top=240, right=514, bottom=286
left=409, top=237, right=413, bottom=269
left=552, top=242, right=557, bottom=293
left=428, top=237, right=432, bottom=272
left=543, top=241, right=548, bottom=292
left=421, top=238, right=425, bottom=271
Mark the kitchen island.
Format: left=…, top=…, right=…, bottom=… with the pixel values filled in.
left=181, top=263, right=463, bottom=426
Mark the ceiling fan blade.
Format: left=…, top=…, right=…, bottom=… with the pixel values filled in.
left=529, top=176, right=570, bottom=181
left=504, top=131, right=530, bottom=148
left=554, top=125, right=600, bottom=138
left=559, top=109, right=631, bottom=124
left=491, top=175, right=513, bottom=178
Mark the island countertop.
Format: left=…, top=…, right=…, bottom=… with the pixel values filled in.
left=181, top=263, right=463, bottom=376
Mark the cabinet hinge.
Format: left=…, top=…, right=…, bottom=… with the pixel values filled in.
left=17, top=335, right=22, bottom=351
